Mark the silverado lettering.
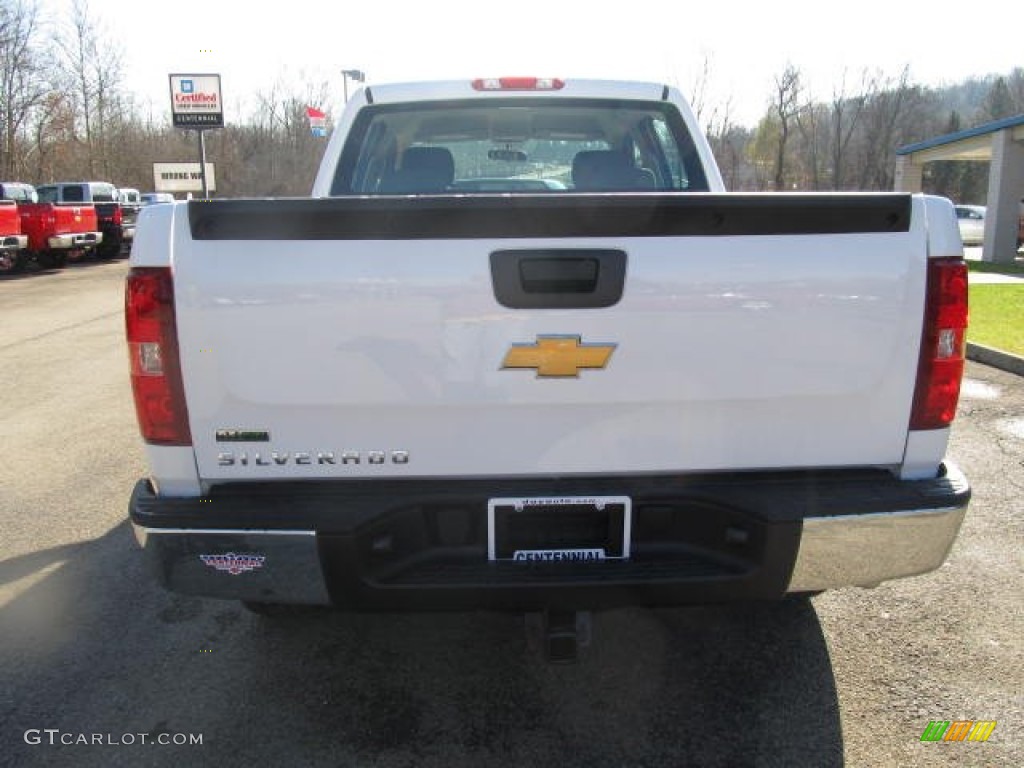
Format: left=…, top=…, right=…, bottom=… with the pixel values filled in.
left=216, top=451, right=410, bottom=466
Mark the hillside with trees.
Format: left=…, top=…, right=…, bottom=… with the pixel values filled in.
left=708, top=65, right=1023, bottom=202
left=2, top=0, right=1022, bottom=201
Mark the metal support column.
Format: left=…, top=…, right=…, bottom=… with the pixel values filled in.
left=198, top=129, right=210, bottom=199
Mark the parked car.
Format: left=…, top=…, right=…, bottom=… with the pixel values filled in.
left=117, top=187, right=143, bottom=255
left=119, top=188, right=142, bottom=205
left=36, top=181, right=137, bottom=259
left=141, top=192, right=175, bottom=206
left=0, top=199, right=28, bottom=274
left=2, top=181, right=102, bottom=269
left=0, top=181, right=38, bottom=203
left=954, top=204, right=985, bottom=246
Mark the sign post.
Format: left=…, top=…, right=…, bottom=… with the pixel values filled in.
left=169, top=74, right=224, bottom=198
left=341, top=69, right=365, bottom=103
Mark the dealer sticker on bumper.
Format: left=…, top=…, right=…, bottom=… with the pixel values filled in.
left=199, top=553, right=265, bottom=575
left=514, top=548, right=606, bottom=562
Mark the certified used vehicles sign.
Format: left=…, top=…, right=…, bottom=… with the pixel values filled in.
left=169, top=73, right=224, bottom=127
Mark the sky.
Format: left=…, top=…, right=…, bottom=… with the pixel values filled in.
left=45, top=0, right=1023, bottom=129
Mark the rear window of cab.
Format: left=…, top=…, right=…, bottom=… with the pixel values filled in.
left=36, top=183, right=117, bottom=203
left=332, top=98, right=709, bottom=196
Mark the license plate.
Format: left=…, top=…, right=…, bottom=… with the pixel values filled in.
left=487, top=496, right=631, bottom=562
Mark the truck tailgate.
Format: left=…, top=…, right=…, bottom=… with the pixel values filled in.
left=165, top=194, right=927, bottom=481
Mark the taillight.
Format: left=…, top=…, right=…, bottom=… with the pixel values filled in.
left=125, top=267, right=191, bottom=445
left=112, top=205, right=123, bottom=225
left=910, top=258, right=968, bottom=430
left=472, top=77, right=564, bottom=91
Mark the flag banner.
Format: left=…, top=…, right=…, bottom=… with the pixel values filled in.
left=307, top=106, right=328, bottom=137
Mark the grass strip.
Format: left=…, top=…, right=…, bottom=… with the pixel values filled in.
left=968, top=284, right=1024, bottom=357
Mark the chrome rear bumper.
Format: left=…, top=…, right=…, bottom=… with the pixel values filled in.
left=130, top=464, right=969, bottom=606
left=786, top=503, right=968, bottom=592
left=1, top=234, right=27, bottom=250
left=48, top=231, right=102, bottom=248
left=133, top=503, right=969, bottom=607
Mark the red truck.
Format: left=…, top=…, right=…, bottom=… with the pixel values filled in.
left=0, top=199, right=28, bottom=274
left=36, top=182, right=135, bottom=259
left=0, top=182, right=103, bottom=269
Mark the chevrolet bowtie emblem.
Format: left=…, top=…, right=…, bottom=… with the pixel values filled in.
left=501, top=335, right=616, bottom=378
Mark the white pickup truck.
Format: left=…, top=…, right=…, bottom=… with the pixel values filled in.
left=127, top=78, right=970, bottom=647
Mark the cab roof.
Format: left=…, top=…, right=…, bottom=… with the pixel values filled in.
left=363, top=78, right=669, bottom=105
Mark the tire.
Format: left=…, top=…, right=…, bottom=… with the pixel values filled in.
left=95, top=241, right=119, bottom=260
left=0, top=250, right=26, bottom=275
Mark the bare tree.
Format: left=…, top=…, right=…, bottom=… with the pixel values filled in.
left=770, top=65, right=801, bottom=190
left=57, top=0, right=126, bottom=178
left=828, top=70, right=869, bottom=189
left=981, top=76, right=1015, bottom=121
left=1005, top=68, right=1024, bottom=113
left=795, top=100, right=830, bottom=189
left=687, top=54, right=714, bottom=128
left=747, top=115, right=779, bottom=190
left=26, top=90, right=74, bottom=181
left=711, top=124, right=753, bottom=190
left=854, top=66, right=920, bottom=189
left=0, top=0, right=48, bottom=177
left=224, top=75, right=336, bottom=196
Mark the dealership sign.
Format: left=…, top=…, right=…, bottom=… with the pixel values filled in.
left=153, top=163, right=216, bottom=193
left=169, top=74, right=223, bottom=127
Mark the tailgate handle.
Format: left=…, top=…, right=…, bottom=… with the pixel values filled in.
left=490, top=249, right=626, bottom=309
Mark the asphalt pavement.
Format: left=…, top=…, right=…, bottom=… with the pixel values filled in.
left=1, top=261, right=1021, bottom=767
